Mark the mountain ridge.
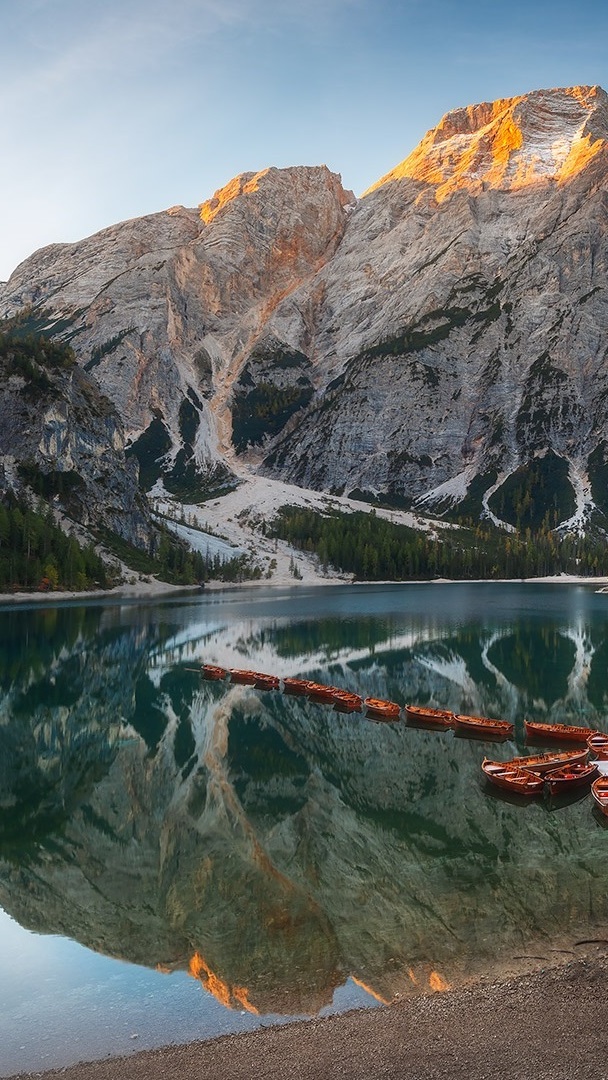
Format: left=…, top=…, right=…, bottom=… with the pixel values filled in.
left=1, top=84, right=608, bottom=542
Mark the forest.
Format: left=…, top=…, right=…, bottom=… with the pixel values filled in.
left=0, top=501, right=108, bottom=592
left=0, top=500, right=263, bottom=593
left=98, top=525, right=262, bottom=587
left=270, top=506, right=608, bottom=580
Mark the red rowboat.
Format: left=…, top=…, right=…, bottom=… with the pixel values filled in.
left=282, top=678, right=310, bottom=696
left=201, top=664, right=228, bottom=681
left=365, top=698, right=401, bottom=721
left=587, top=732, right=608, bottom=759
left=253, top=673, right=280, bottom=691
left=306, top=681, right=339, bottom=704
left=229, top=669, right=260, bottom=685
left=524, top=720, right=596, bottom=744
left=544, top=762, right=598, bottom=796
left=481, top=759, right=544, bottom=796
left=333, top=690, right=363, bottom=713
left=591, top=776, right=608, bottom=816
left=508, top=749, right=588, bottom=774
left=454, top=714, right=514, bottom=739
left=405, top=705, right=454, bottom=728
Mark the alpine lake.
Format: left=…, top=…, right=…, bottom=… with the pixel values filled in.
left=1, top=582, right=607, bottom=1076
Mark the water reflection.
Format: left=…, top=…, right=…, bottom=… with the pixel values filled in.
left=0, top=584, right=608, bottom=1033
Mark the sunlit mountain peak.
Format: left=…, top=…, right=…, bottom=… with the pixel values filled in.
left=365, top=85, right=608, bottom=201
left=199, top=169, right=270, bottom=225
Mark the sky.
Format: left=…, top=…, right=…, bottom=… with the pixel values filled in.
left=1, top=0, right=607, bottom=280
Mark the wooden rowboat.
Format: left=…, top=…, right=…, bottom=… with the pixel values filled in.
left=253, top=673, right=280, bottom=691
left=333, top=690, right=363, bottom=713
left=587, top=732, right=608, bottom=760
left=591, top=776, right=608, bottom=816
left=306, top=681, right=339, bottom=704
left=481, top=759, right=544, bottom=796
left=282, top=678, right=310, bottom=696
left=229, top=668, right=260, bottom=685
left=508, top=749, right=589, bottom=774
left=405, top=704, right=454, bottom=728
left=201, top=663, right=228, bottom=681
left=544, top=762, right=598, bottom=796
left=365, top=697, right=401, bottom=721
left=524, top=720, right=596, bottom=744
left=454, top=714, right=514, bottom=739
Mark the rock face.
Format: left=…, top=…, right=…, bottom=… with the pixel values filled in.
left=0, top=167, right=354, bottom=500
left=0, top=338, right=151, bottom=547
left=2, top=87, right=608, bottom=528
left=264, top=86, right=608, bottom=527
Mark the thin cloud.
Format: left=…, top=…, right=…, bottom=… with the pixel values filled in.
left=0, top=0, right=362, bottom=115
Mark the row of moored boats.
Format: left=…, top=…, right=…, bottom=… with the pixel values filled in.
left=201, top=664, right=402, bottom=719
left=200, top=664, right=608, bottom=815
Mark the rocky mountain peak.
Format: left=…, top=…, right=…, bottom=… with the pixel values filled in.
left=199, top=164, right=355, bottom=226
left=199, top=170, right=265, bottom=225
left=366, top=85, right=608, bottom=201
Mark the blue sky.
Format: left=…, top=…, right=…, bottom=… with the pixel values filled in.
left=1, top=0, right=607, bottom=280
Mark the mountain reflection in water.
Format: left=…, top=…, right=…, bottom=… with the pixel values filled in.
left=0, top=583, right=607, bottom=1033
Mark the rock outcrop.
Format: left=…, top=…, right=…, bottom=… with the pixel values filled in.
left=0, top=336, right=151, bottom=547
left=2, top=87, right=608, bottom=528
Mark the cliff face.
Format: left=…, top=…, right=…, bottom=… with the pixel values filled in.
left=0, top=167, right=354, bottom=501
left=264, top=86, right=608, bottom=526
left=0, top=338, right=152, bottom=547
left=2, top=87, right=608, bottom=527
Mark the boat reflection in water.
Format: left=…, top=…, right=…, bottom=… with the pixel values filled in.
left=1, top=583, right=608, bottom=1043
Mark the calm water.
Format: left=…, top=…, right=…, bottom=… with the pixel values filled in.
left=1, top=582, right=608, bottom=1075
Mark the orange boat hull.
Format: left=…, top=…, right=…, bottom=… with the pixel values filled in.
left=545, top=763, right=598, bottom=796
left=306, top=682, right=339, bottom=704
left=229, top=669, right=260, bottom=685
left=254, top=673, right=280, bottom=691
left=591, top=776, right=608, bottom=816
left=282, top=678, right=310, bottom=696
left=405, top=705, right=454, bottom=728
left=201, top=664, right=228, bottom=681
left=511, top=749, right=588, bottom=774
left=333, top=691, right=363, bottom=713
left=365, top=698, right=401, bottom=721
left=587, top=732, right=608, bottom=759
left=482, top=760, right=544, bottom=796
left=525, top=720, right=595, bottom=744
left=454, top=714, right=514, bottom=739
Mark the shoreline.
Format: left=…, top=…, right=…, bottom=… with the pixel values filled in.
left=0, top=573, right=607, bottom=608
left=10, top=948, right=608, bottom=1080
left=0, top=579, right=201, bottom=608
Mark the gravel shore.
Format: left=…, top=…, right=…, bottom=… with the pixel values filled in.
left=11, top=951, right=608, bottom=1080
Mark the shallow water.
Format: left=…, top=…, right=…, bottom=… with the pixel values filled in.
left=1, top=582, right=607, bottom=1075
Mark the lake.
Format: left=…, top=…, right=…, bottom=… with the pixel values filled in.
left=1, top=582, right=607, bottom=1076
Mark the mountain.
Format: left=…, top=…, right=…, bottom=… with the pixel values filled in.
left=264, top=86, right=608, bottom=529
left=2, top=86, right=608, bottom=532
left=0, top=167, right=354, bottom=504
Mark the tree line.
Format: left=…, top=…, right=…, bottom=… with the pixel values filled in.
left=0, top=501, right=108, bottom=592
left=270, top=506, right=608, bottom=580
left=0, top=499, right=265, bottom=593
